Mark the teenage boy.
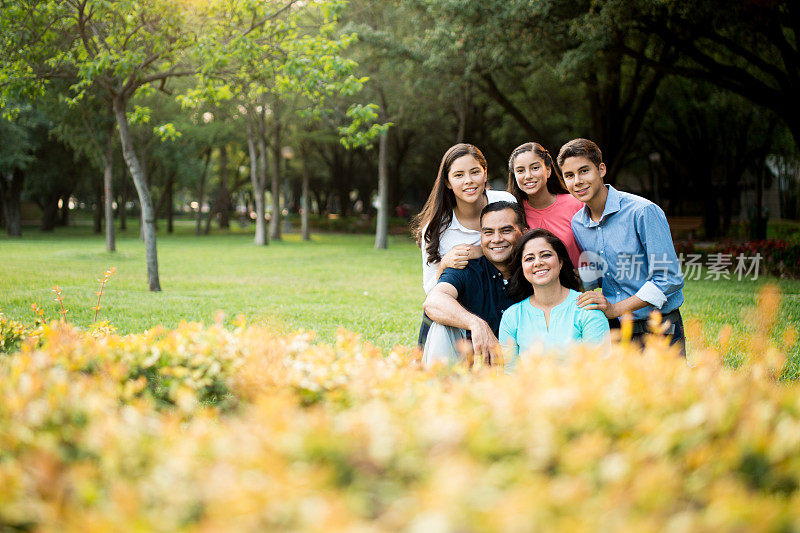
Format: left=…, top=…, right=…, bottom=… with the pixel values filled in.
left=423, top=201, right=527, bottom=366
left=557, top=138, right=686, bottom=353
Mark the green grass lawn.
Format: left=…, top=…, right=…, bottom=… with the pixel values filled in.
left=2, top=221, right=799, bottom=375
left=0, top=222, right=421, bottom=349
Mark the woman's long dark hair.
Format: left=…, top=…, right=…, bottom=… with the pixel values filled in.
left=506, top=142, right=568, bottom=207
left=412, top=143, right=488, bottom=264
left=507, top=228, right=581, bottom=300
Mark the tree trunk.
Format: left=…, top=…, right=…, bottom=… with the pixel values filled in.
left=703, top=190, right=720, bottom=240
left=788, top=117, right=800, bottom=162
left=247, top=111, right=268, bottom=245
left=205, top=146, right=231, bottom=234
left=93, top=177, right=103, bottom=234
left=166, top=177, right=174, bottom=234
left=588, top=45, right=670, bottom=183
left=390, top=129, right=414, bottom=212
left=119, top=168, right=127, bottom=230
left=138, top=140, right=147, bottom=240
left=0, top=169, right=23, bottom=237
left=282, top=160, right=292, bottom=235
left=753, top=121, right=778, bottom=240
left=0, top=185, right=6, bottom=229
left=154, top=173, right=174, bottom=222
left=218, top=193, right=230, bottom=229
left=721, top=165, right=740, bottom=236
left=59, top=193, right=69, bottom=226
left=40, top=194, right=60, bottom=231
left=269, top=119, right=282, bottom=241
left=301, top=157, right=310, bottom=241
left=330, top=146, right=349, bottom=218
left=203, top=200, right=214, bottom=235
left=301, top=143, right=311, bottom=241
left=456, top=105, right=466, bottom=144
left=113, top=96, right=161, bottom=291
left=754, top=163, right=767, bottom=240
left=218, top=147, right=231, bottom=230
left=313, top=189, right=326, bottom=216
left=195, top=148, right=210, bottom=236
left=375, top=127, right=389, bottom=249
left=204, top=149, right=221, bottom=235
left=289, top=178, right=302, bottom=213
left=104, top=127, right=116, bottom=252
left=257, top=117, right=269, bottom=244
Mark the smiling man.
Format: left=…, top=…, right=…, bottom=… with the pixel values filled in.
left=422, top=201, right=528, bottom=366
left=557, top=138, right=686, bottom=354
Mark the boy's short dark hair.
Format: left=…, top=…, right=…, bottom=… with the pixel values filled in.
left=557, top=138, right=603, bottom=169
left=480, top=200, right=528, bottom=231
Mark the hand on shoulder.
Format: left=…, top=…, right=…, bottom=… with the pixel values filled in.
left=577, top=290, right=617, bottom=318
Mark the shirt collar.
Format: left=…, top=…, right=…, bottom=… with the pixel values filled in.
left=577, top=185, right=621, bottom=228
left=481, top=256, right=508, bottom=282
left=450, top=209, right=471, bottom=232
left=449, top=192, right=490, bottom=232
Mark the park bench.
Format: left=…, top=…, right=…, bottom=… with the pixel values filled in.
left=667, top=216, right=703, bottom=240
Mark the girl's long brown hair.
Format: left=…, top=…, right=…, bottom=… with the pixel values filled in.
left=412, top=143, right=488, bottom=265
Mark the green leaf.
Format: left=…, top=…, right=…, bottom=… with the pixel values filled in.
left=154, top=123, right=182, bottom=142
left=127, top=105, right=151, bottom=125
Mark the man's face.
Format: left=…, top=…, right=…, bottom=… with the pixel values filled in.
left=560, top=155, right=606, bottom=205
left=480, top=208, right=524, bottom=264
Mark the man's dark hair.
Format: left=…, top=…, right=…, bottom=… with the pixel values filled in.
left=480, top=200, right=527, bottom=230
left=557, top=138, right=603, bottom=169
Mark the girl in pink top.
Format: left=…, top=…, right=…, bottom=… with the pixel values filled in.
left=506, top=142, right=584, bottom=267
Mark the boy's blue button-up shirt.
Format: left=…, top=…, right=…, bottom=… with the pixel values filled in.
left=570, top=185, right=684, bottom=321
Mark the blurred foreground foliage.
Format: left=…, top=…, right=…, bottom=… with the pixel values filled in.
left=1, top=286, right=800, bottom=530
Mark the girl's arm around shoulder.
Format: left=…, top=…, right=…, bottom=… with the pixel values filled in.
left=422, top=241, right=472, bottom=294
left=467, top=245, right=484, bottom=260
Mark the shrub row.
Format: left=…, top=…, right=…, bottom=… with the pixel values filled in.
left=1, top=288, right=799, bottom=530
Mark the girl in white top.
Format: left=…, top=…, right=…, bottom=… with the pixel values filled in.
left=413, top=143, right=516, bottom=294
left=411, top=144, right=516, bottom=346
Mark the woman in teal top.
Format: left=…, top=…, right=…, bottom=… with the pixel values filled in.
left=499, top=228, right=610, bottom=372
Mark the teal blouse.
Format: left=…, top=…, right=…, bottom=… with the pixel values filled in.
left=499, top=289, right=610, bottom=372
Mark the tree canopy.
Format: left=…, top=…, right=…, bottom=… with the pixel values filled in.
left=1, top=0, right=797, bottom=258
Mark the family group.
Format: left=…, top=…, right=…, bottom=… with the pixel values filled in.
left=413, top=139, right=685, bottom=372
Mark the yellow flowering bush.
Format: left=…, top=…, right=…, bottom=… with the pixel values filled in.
left=1, top=286, right=799, bottom=531
left=0, top=309, right=44, bottom=354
